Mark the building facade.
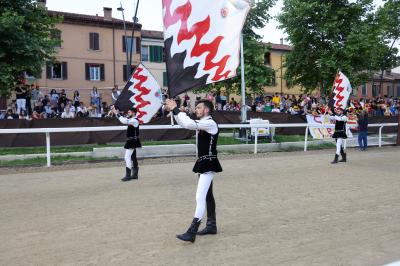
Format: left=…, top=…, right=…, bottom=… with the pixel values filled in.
left=356, top=71, right=400, bottom=99
left=36, top=7, right=142, bottom=105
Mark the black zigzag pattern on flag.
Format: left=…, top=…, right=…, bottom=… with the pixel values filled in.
left=165, top=36, right=209, bottom=97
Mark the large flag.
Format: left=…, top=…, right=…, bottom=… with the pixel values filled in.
left=114, top=64, right=162, bottom=124
left=162, top=0, right=250, bottom=97
left=330, top=71, right=352, bottom=110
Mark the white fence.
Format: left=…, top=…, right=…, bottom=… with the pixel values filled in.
left=0, top=123, right=397, bottom=167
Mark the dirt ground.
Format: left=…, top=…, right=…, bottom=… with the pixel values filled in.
left=1, top=147, right=400, bottom=266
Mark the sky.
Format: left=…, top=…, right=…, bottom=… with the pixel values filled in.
left=47, top=0, right=386, bottom=45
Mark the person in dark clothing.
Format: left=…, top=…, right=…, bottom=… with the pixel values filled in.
left=328, top=107, right=348, bottom=164
left=165, top=99, right=222, bottom=243
left=111, top=106, right=142, bottom=181
left=357, top=109, right=368, bottom=151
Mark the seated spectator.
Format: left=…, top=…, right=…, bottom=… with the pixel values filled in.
left=264, top=101, right=272, bottom=112
left=101, top=102, right=109, bottom=117
left=19, top=110, right=31, bottom=120
left=61, top=106, right=75, bottom=118
left=271, top=104, right=280, bottom=113
left=43, top=102, right=54, bottom=117
left=255, top=102, right=264, bottom=112
left=76, top=102, right=88, bottom=117
left=4, top=109, right=17, bottom=119
left=32, top=110, right=45, bottom=119
left=88, top=105, right=99, bottom=118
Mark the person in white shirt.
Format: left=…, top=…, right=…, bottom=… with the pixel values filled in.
left=328, top=107, right=348, bottom=164
left=61, top=106, right=75, bottom=118
left=165, top=99, right=222, bottom=243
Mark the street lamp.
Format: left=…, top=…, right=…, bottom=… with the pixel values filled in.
left=117, top=3, right=130, bottom=80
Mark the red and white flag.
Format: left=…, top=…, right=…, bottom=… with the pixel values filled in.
left=331, top=71, right=352, bottom=109
left=162, top=0, right=250, bottom=97
left=115, top=64, right=162, bottom=124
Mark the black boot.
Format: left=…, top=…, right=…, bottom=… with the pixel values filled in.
left=176, top=218, right=201, bottom=243
left=339, top=148, right=347, bottom=162
left=131, top=166, right=139, bottom=179
left=121, top=167, right=132, bottom=182
left=331, top=154, right=339, bottom=164
left=197, top=216, right=217, bottom=235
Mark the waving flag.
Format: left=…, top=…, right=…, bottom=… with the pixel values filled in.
left=115, top=64, right=162, bottom=124
left=330, top=71, right=352, bottom=110
left=162, top=0, right=250, bottom=97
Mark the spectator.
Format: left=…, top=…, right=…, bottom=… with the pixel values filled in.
left=73, top=90, right=80, bottom=108
left=88, top=105, right=99, bottom=118
left=271, top=104, right=280, bottom=113
left=30, top=85, right=42, bottom=110
left=76, top=102, right=88, bottom=117
left=111, top=85, right=121, bottom=105
left=43, top=102, right=54, bottom=118
left=19, top=110, right=31, bottom=120
left=90, top=87, right=101, bottom=112
left=220, top=92, right=227, bottom=109
left=4, top=109, right=17, bottom=119
left=61, top=106, right=75, bottom=118
left=58, top=89, right=68, bottom=107
left=272, top=93, right=280, bottom=106
left=50, top=89, right=59, bottom=106
left=100, top=102, right=109, bottom=117
left=357, top=109, right=368, bottom=151
left=255, top=102, right=264, bottom=112
left=15, top=85, right=27, bottom=114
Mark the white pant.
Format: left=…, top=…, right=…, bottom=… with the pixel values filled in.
left=16, top=99, right=26, bottom=114
left=124, top=149, right=134, bottom=169
left=336, top=138, right=346, bottom=155
left=194, top=172, right=215, bottom=219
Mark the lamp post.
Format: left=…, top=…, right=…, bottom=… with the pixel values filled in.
left=117, top=3, right=130, bottom=80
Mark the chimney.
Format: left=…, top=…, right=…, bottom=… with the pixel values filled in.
left=37, top=0, right=47, bottom=8
left=103, top=7, right=112, bottom=20
left=280, top=38, right=284, bottom=45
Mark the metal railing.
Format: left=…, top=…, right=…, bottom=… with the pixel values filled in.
left=0, top=122, right=397, bottom=167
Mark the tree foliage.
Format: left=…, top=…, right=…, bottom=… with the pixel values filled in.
left=195, top=0, right=276, bottom=96
left=0, top=0, right=61, bottom=96
left=278, top=0, right=399, bottom=94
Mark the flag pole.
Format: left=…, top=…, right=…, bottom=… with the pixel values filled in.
left=240, top=32, right=247, bottom=123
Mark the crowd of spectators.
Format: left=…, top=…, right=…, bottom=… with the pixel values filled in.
left=1, top=85, right=123, bottom=120
left=2, top=86, right=400, bottom=120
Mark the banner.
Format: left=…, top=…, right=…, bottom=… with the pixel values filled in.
left=162, top=0, right=250, bottom=97
left=307, top=115, right=353, bottom=139
left=115, top=64, right=163, bottom=124
left=330, top=71, right=352, bottom=110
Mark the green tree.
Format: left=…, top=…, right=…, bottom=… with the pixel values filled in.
left=0, top=0, right=61, bottom=96
left=278, top=0, right=397, bottom=94
left=195, top=0, right=276, bottom=97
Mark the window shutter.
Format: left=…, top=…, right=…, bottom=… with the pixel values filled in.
left=85, top=63, right=90, bottom=80
left=46, top=62, right=52, bottom=79
left=89, top=33, right=94, bottom=49
left=136, top=37, right=141, bottom=54
left=94, top=33, right=99, bottom=50
left=100, top=64, right=105, bottom=81
left=149, top=46, right=155, bottom=62
left=62, top=62, right=68, bottom=80
left=163, top=72, right=168, bottom=87
left=122, top=36, right=126, bottom=52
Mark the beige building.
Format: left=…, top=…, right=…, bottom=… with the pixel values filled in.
left=36, top=7, right=141, bottom=105
left=140, top=30, right=167, bottom=90
left=263, top=42, right=303, bottom=95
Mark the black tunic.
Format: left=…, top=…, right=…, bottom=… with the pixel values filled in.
left=124, top=124, right=142, bottom=149
left=193, top=122, right=223, bottom=174
left=332, top=116, right=347, bottom=139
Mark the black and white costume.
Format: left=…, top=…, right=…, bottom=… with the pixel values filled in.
left=330, top=113, right=348, bottom=163
left=172, top=107, right=222, bottom=242
left=117, top=114, right=142, bottom=180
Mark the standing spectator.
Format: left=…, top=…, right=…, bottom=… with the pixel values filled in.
left=220, top=92, right=227, bottom=109
left=30, top=85, right=42, bottom=111
left=111, top=85, right=121, bottom=105
left=50, top=89, right=59, bottom=106
left=357, top=109, right=368, bottom=151
left=90, top=87, right=101, bottom=113
left=15, top=85, right=27, bottom=114
left=25, top=85, right=32, bottom=115
left=61, top=106, right=75, bottom=118
left=73, top=90, right=80, bottom=108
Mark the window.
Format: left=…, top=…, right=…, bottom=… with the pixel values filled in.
left=149, top=45, right=164, bottom=63
left=123, top=65, right=137, bottom=81
left=123, top=36, right=141, bottom=54
left=163, top=72, right=168, bottom=87
left=46, top=62, right=67, bottom=80
left=89, top=32, right=99, bottom=50
left=397, top=86, right=400, bottom=97
left=141, top=45, right=149, bottom=61
left=387, top=85, right=394, bottom=97
left=372, top=85, right=380, bottom=97
left=85, top=63, right=104, bottom=81
left=264, top=52, right=271, bottom=65
left=361, top=84, right=367, bottom=96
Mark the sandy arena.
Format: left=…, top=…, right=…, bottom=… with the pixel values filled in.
left=1, top=147, right=400, bottom=266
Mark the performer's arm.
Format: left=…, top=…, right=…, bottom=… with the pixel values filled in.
left=117, top=115, right=139, bottom=127
left=172, top=107, right=217, bottom=135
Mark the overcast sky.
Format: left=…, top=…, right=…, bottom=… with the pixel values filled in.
left=47, top=0, right=386, bottom=44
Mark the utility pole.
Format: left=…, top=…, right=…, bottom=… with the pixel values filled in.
left=117, top=3, right=129, bottom=80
